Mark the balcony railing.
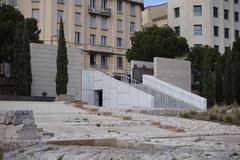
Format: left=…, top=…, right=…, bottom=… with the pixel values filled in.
left=88, top=6, right=111, bottom=17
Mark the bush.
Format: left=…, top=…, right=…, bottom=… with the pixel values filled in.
left=178, top=111, right=190, bottom=118
left=223, top=114, right=233, bottom=123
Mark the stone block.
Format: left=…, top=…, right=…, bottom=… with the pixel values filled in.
left=0, top=111, right=6, bottom=124
left=0, top=124, right=7, bottom=139
left=5, top=110, right=35, bottom=125
left=5, top=124, right=38, bottom=139
left=101, top=112, right=112, bottom=116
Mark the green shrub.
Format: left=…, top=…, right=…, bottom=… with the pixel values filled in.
left=189, top=110, right=198, bottom=116
left=178, top=111, right=190, bottom=118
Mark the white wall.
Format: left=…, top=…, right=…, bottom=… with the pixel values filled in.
left=143, top=75, right=207, bottom=111
left=82, top=70, right=154, bottom=108
left=30, top=43, right=82, bottom=99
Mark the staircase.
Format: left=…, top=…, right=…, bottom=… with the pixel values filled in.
left=118, top=75, right=204, bottom=110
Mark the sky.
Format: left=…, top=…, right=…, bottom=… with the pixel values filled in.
left=144, top=0, right=167, bottom=7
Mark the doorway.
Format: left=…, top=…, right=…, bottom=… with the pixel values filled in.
left=95, top=90, right=103, bottom=107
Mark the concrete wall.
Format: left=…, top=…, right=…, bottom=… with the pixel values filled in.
left=82, top=70, right=154, bottom=108
left=30, top=43, right=82, bottom=99
left=143, top=75, right=207, bottom=111
left=154, top=57, right=191, bottom=91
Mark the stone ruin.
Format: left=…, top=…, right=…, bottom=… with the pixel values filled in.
left=0, top=110, right=38, bottom=139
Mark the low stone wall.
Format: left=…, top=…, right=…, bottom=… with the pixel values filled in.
left=0, top=110, right=38, bottom=140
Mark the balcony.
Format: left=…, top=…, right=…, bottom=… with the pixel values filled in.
left=88, top=6, right=111, bottom=17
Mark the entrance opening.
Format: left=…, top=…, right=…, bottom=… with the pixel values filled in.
left=94, top=90, right=103, bottom=107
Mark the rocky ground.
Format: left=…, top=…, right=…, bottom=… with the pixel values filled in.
left=1, top=101, right=240, bottom=160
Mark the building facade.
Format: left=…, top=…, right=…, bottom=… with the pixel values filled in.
left=4, top=0, right=143, bottom=75
left=142, top=3, right=167, bottom=27
left=143, top=0, right=240, bottom=54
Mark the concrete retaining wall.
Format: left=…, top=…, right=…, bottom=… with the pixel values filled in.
left=154, top=57, right=191, bottom=91
left=82, top=70, right=154, bottom=108
left=30, top=43, right=82, bottom=99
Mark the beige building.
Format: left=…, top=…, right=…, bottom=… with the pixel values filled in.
left=143, top=0, right=240, bottom=54
left=142, top=3, right=167, bottom=27
left=3, top=0, right=143, bottom=76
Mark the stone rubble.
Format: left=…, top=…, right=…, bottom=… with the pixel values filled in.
left=0, top=110, right=38, bottom=139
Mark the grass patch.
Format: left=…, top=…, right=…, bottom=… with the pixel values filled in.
left=178, top=105, right=240, bottom=126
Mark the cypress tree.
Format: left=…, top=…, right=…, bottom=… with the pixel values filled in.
left=202, top=54, right=215, bottom=107
left=56, top=18, right=68, bottom=95
left=22, top=21, right=32, bottom=95
left=223, top=52, right=235, bottom=105
left=215, top=57, right=224, bottom=104
left=12, top=21, right=32, bottom=96
left=234, top=52, right=240, bottom=105
left=13, top=23, right=24, bottom=95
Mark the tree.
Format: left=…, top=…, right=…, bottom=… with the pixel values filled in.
left=232, top=39, right=240, bottom=105
left=0, top=4, right=24, bottom=62
left=24, top=18, right=42, bottom=43
left=215, top=56, right=224, bottom=104
left=187, top=46, right=220, bottom=72
left=187, top=46, right=220, bottom=95
left=202, top=54, right=215, bottom=107
left=234, top=52, right=240, bottom=105
left=126, top=26, right=189, bottom=62
left=232, top=38, right=240, bottom=52
left=223, top=52, right=235, bottom=105
left=12, top=21, right=32, bottom=95
left=56, top=18, right=68, bottom=96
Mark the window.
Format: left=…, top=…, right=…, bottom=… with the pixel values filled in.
left=9, top=0, right=17, bottom=6
left=194, top=44, right=202, bottom=47
left=90, top=0, right=96, bottom=8
left=75, top=32, right=81, bottom=43
left=75, top=0, right=81, bottom=5
left=90, top=34, right=96, bottom=45
left=213, top=7, right=218, bottom=17
left=174, top=26, right=180, bottom=36
left=130, top=22, right=135, bottom=33
left=225, top=28, right=229, bottom=38
left=101, top=55, right=107, bottom=68
left=117, top=57, right=123, bottom=69
left=235, top=12, right=239, bottom=22
left=235, top=0, right=239, bottom=4
left=174, top=7, right=180, bottom=18
left=101, top=0, right=107, bottom=9
left=117, top=0, right=122, bottom=12
left=32, top=9, right=39, bottom=21
left=57, top=0, right=64, bottom=4
left=90, top=15, right=96, bottom=28
left=224, top=9, right=229, bottom=20
left=214, top=26, right=219, bottom=37
left=193, top=5, right=202, bottom=16
left=235, top=30, right=239, bottom=40
left=75, top=12, right=81, bottom=25
left=117, top=19, right=122, bottom=32
left=214, top=45, right=219, bottom=50
left=101, top=17, right=108, bottom=29
left=57, top=10, right=64, bottom=23
left=90, top=54, right=96, bottom=66
left=193, top=25, right=202, bottom=35
left=101, top=36, right=107, bottom=46
left=117, top=37, right=123, bottom=48
left=130, top=3, right=135, bottom=16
